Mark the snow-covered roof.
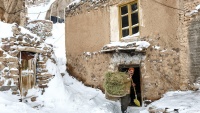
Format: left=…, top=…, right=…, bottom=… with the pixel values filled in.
left=101, top=41, right=150, bottom=53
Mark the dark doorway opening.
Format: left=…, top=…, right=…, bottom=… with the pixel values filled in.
left=118, top=64, right=142, bottom=107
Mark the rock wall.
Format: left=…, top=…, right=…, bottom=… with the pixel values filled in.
left=0, top=21, right=54, bottom=95
left=141, top=36, right=182, bottom=100
left=0, top=0, right=26, bottom=26
left=26, top=20, right=53, bottom=38
left=181, top=0, right=200, bottom=85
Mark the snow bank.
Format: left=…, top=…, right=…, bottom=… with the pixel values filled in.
left=0, top=22, right=14, bottom=38
left=141, top=90, right=200, bottom=113
left=0, top=21, right=121, bottom=113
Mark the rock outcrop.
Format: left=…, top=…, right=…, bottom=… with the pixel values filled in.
left=0, top=0, right=26, bottom=26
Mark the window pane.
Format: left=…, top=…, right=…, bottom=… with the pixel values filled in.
left=132, top=26, right=139, bottom=34
left=121, top=6, right=128, bottom=15
left=122, top=16, right=129, bottom=28
left=122, top=29, right=129, bottom=37
left=131, top=12, right=138, bottom=25
left=131, top=3, right=137, bottom=11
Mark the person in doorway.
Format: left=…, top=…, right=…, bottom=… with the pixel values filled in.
left=120, top=67, right=136, bottom=113
left=129, top=68, right=136, bottom=106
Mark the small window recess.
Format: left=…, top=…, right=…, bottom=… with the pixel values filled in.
left=119, top=1, right=140, bottom=39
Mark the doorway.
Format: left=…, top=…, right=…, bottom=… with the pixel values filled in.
left=118, top=64, right=142, bottom=106
left=18, top=51, right=37, bottom=96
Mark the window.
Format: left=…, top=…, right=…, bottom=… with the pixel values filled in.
left=119, top=1, right=139, bottom=38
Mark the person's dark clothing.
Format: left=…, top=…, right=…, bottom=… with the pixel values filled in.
left=121, top=94, right=130, bottom=113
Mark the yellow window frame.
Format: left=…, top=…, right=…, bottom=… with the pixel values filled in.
left=118, top=1, right=139, bottom=39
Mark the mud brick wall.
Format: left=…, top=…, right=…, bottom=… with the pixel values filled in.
left=67, top=53, right=111, bottom=90
left=65, top=0, right=200, bottom=100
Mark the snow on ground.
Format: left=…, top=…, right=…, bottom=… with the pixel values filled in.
left=140, top=90, right=200, bottom=113
left=27, top=0, right=55, bottom=21
left=0, top=21, right=121, bottom=113
left=0, top=2, right=121, bottom=113
left=0, top=1, right=200, bottom=113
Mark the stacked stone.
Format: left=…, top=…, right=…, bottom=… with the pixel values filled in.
left=26, top=20, right=53, bottom=38
left=0, top=21, right=54, bottom=95
left=37, top=61, right=52, bottom=89
left=65, top=0, right=109, bottom=16
left=65, top=0, right=137, bottom=17
left=36, top=44, right=54, bottom=91
left=0, top=53, right=19, bottom=95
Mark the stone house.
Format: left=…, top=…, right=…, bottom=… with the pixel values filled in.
left=65, top=0, right=200, bottom=105
left=0, top=20, right=54, bottom=97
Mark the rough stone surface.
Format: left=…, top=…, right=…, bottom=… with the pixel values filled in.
left=10, top=69, right=19, bottom=75
left=1, top=44, right=11, bottom=52
left=0, top=80, right=4, bottom=86
left=0, top=50, right=3, bottom=57
left=11, top=86, right=18, bottom=91
left=31, top=97, right=37, bottom=102
left=178, top=0, right=200, bottom=88
left=65, top=0, right=109, bottom=17
left=0, top=0, right=26, bottom=26
left=0, top=63, right=5, bottom=70
left=26, top=20, right=53, bottom=38
left=188, top=12, right=200, bottom=82
left=0, top=22, right=54, bottom=96
left=0, top=86, right=10, bottom=91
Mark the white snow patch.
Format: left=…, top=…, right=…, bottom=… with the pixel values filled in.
left=121, top=32, right=140, bottom=40
left=143, top=90, right=200, bottom=113
left=196, top=4, right=200, bottom=10
left=103, top=41, right=150, bottom=50
left=27, top=0, right=55, bottom=21
left=152, top=45, right=160, bottom=50
left=67, top=0, right=81, bottom=8
left=0, top=22, right=14, bottom=38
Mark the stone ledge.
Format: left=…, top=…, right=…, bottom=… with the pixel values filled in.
left=0, top=86, right=10, bottom=91
left=0, top=57, right=18, bottom=62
